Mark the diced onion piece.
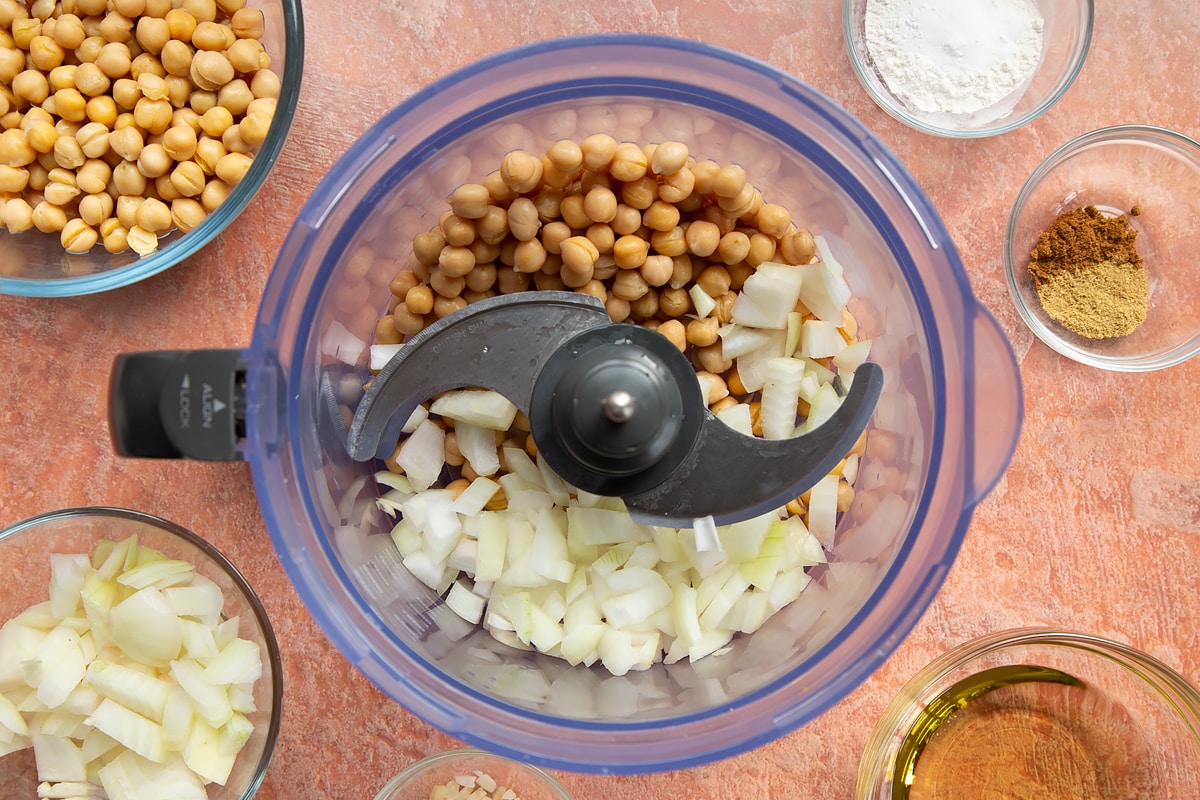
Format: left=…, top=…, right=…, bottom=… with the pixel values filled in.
left=83, top=699, right=166, bottom=764
left=98, top=751, right=208, bottom=800
left=806, top=474, right=840, bottom=548
left=368, top=343, right=404, bottom=371
left=108, top=588, right=183, bottom=669
left=455, top=420, right=501, bottom=477
left=85, top=661, right=171, bottom=724
left=450, top=477, right=501, bottom=518
left=688, top=284, right=717, bottom=319
left=833, top=338, right=873, bottom=373
left=715, top=402, right=753, bottom=436
left=395, top=418, right=445, bottom=491
left=731, top=262, right=804, bottom=329
left=49, top=555, right=90, bottom=620
left=446, top=580, right=487, bottom=625
left=734, top=328, right=787, bottom=393
left=798, top=249, right=853, bottom=322
left=798, top=318, right=847, bottom=359
left=430, top=389, right=518, bottom=430
left=805, top=382, right=842, bottom=433
left=759, top=357, right=806, bottom=440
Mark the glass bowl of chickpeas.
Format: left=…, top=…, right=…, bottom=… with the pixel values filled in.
left=0, top=0, right=302, bottom=296
left=128, top=34, right=1022, bottom=773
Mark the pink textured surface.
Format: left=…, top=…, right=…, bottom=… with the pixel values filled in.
left=3, top=2, right=1200, bottom=797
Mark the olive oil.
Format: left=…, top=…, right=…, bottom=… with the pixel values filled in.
left=891, top=665, right=1156, bottom=800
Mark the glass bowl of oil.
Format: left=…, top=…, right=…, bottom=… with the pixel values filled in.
left=856, top=628, right=1200, bottom=799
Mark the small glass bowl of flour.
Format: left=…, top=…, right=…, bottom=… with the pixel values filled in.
left=843, top=0, right=1093, bottom=137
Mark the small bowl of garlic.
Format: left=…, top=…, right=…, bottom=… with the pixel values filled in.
left=0, top=0, right=303, bottom=296
left=373, top=748, right=573, bottom=800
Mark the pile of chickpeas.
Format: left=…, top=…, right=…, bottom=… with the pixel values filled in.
left=375, top=136, right=866, bottom=520
left=0, top=0, right=280, bottom=255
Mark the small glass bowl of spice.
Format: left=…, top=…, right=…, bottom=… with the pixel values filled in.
left=856, top=628, right=1200, bottom=799
left=843, top=0, right=1093, bottom=137
left=1005, top=125, right=1200, bottom=370
left=373, top=748, right=573, bottom=800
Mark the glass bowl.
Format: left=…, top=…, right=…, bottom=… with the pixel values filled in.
left=373, top=748, right=573, bottom=800
left=0, top=0, right=304, bottom=297
left=1004, top=125, right=1200, bottom=371
left=857, top=628, right=1200, bottom=799
left=0, top=507, right=283, bottom=799
left=843, top=0, right=1093, bottom=137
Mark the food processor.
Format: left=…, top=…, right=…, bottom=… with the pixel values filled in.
left=106, top=35, right=1023, bottom=773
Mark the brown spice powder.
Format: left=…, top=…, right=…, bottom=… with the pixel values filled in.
left=1027, top=206, right=1142, bottom=286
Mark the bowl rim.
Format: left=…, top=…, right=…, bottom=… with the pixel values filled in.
left=842, top=0, right=1095, bottom=138
left=372, top=747, right=573, bottom=800
left=0, top=505, right=285, bottom=799
left=0, top=0, right=306, bottom=298
left=855, top=626, right=1200, bottom=798
left=1002, top=123, right=1200, bottom=371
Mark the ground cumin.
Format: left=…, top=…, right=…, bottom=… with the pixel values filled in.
left=1026, top=206, right=1148, bottom=339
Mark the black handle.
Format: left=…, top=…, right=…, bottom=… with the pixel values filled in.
left=109, top=349, right=246, bottom=461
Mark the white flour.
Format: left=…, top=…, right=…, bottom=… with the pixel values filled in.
left=864, top=0, right=1045, bottom=119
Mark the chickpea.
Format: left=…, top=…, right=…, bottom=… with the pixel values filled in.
left=191, top=20, right=228, bottom=51
left=629, top=288, right=659, bottom=320
left=135, top=15, right=170, bottom=53
left=134, top=97, right=172, bottom=134
left=29, top=35, right=64, bottom=72
left=53, top=135, right=85, bottom=169
left=2, top=197, right=34, bottom=233
left=695, top=343, right=732, bottom=377
left=230, top=7, right=264, bottom=39
left=500, top=149, right=542, bottom=194
left=611, top=203, right=642, bottom=236
left=250, top=68, right=280, bottom=100
left=23, top=122, right=58, bottom=154
left=532, top=270, right=565, bottom=292
left=434, top=295, right=468, bottom=319
left=75, top=159, right=111, bottom=194
left=474, top=205, right=508, bottom=245
left=696, top=371, right=730, bottom=405
left=574, top=277, right=606, bottom=302
left=391, top=305, right=426, bottom=336
left=226, top=37, right=265, bottom=72
left=727, top=261, right=754, bottom=292
left=717, top=230, right=751, bottom=265
left=169, top=159, right=205, bottom=196
left=506, top=196, right=540, bottom=241
left=102, top=220, right=130, bottom=253
left=13, top=69, right=51, bottom=105
left=668, top=254, right=694, bottom=289
left=546, top=138, right=583, bottom=173
left=60, top=217, right=98, bottom=252
left=423, top=268, right=465, bottom=302
left=512, top=238, right=547, bottom=274
left=583, top=185, right=617, bottom=223
left=78, top=191, right=113, bottom=226
left=642, top=199, right=679, bottom=232
left=650, top=140, right=688, bottom=175
left=658, top=167, right=695, bottom=204
left=609, top=268, right=648, bottom=302
left=619, top=176, right=657, bottom=211
left=658, top=286, right=690, bottom=318
left=686, top=316, right=720, bottom=348
left=746, top=231, right=777, bottom=267
left=656, top=318, right=687, bottom=352
left=612, top=233, right=649, bottom=269
left=162, top=124, right=197, bottom=161
left=190, top=50, right=234, bottom=92
left=85, top=96, right=119, bottom=127
left=780, top=228, right=816, bottom=265
left=134, top=142, right=169, bottom=177
left=31, top=200, right=68, bottom=233
left=448, top=182, right=489, bottom=220
left=460, top=262, right=494, bottom=293
left=214, top=151, right=252, bottom=186
left=539, top=219, right=571, bottom=255
left=127, top=225, right=159, bottom=256
left=108, top=126, right=143, bottom=161
left=558, top=194, right=589, bottom=229
left=713, top=163, right=746, bottom=199
left=609, top=141, right=647, bottom=182
left=649, top=226, right=686, bottom=258
left=604, top=294, right=630, bottom=322
left=435, top=245, right=474, bottom=278
left=638, top=253, right=673, bottom=288
left=495, top=265, right=530, bottom=294
left=0, top=164, right=28, bottom=192
left=684, top=219, right=720, bottom=257
left=580, top=133, right=617, bottom=171
left=560, top=234, right=599, bottom=273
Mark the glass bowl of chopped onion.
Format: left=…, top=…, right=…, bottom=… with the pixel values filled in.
left=856, top=628, right=1200, bottom=799
left=843, top=0, right=1093, bottom=137
left=373, top=748, right=572, bottom=800
left=0, top=506, right=283, bottom=799
left=1005, top=125, right=1200, bottom=371
left=0, top=0, right=303, bottom=297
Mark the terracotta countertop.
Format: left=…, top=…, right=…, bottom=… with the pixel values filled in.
left=3, top=1, right=1200, bottom=797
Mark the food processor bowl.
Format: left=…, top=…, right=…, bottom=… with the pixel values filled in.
left=125, top=36, right=1023, bottom=773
